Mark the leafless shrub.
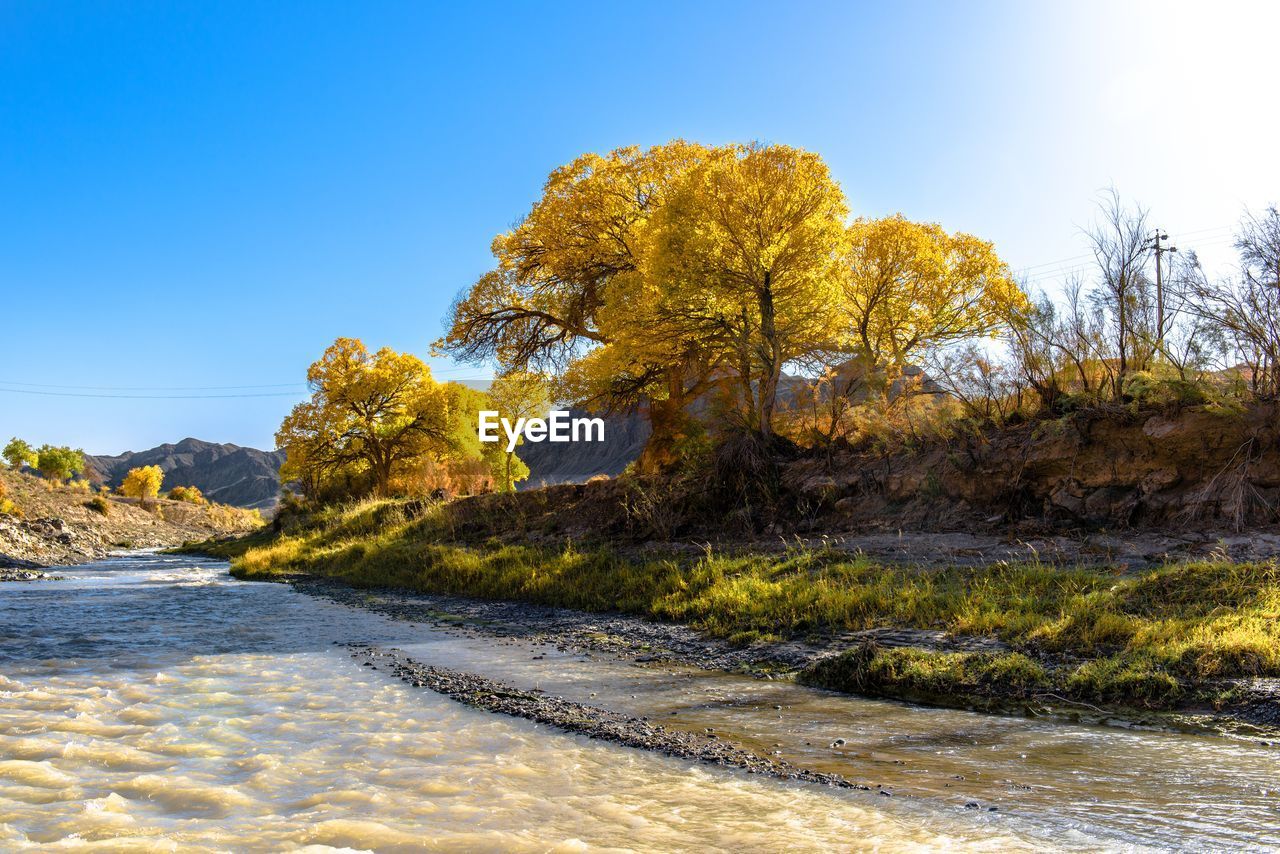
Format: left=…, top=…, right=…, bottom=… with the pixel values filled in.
left=925, top=344, right=1025, bottom=424
left=1177, top=207, right=1280, bottom=398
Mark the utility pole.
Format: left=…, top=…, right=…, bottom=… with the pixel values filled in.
left=1146, top=229, right=1177, bottom=354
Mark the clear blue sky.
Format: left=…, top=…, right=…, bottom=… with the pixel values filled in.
left=3, top=1, right=1276, bottom=453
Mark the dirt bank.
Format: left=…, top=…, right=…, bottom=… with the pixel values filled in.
left=0, top=469, right=262, bottom=568
left=434, top=402, right=1280, bottom=545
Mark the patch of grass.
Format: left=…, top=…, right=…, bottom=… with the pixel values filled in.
left=1064, top=654, right=1184, bottom=707
left=85, top=495, right=110, bottom=516
left=802, top=644, right=1050, bottom=701
left=181, top=497, right=1280, bottom=710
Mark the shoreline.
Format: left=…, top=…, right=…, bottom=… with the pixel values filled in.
left=275, top=572, right=1280, bottom=740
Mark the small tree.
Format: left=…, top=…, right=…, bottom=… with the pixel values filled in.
left=277, top=338, right=454, bottom=499
left=36, top=445, right=85, bottom=484
left=486, top=371, right=548, bottom=491
left=167, top=485, right=206, bottom=504
left=0, top=478, right=18, bottom=516
left=1086, top=190, right=1156, bottom=396
left=121, top=465, right=165, bottom=506
left=2, top=438, right=37, bottom=470
left=1179, top=207, right=1280, bottom=398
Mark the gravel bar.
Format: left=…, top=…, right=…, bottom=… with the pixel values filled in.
left=349, top=643, right=873, bottom=792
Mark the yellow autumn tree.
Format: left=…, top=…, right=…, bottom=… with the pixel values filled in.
left=643, top=143, right=849, bottom=439
left=439, top=141, right=1024, bottom=466
left=486, top=371, right=548, bottom=491
left=167, top=485, right=206, bottom=504
left=437, top=141, right=708, bottom=374
left=277, top=338, right=454, bottom=498
left=437, top=142, right=712, bottom=468
left=840, top=215, right=1025, bottom=371
left=120, top=465, right=164, bottom=505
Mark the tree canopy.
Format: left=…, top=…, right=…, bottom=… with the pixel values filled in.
left=278, top=338, right=455, bottom=498
left=438, top=140, right=1025, bottom=461
left=3, top=438, right=37, bottom=470
left=841, top=215, right=1024, bottom=369
left=121, top=465, right=164, bottom=503
left=35, top=445, right=84, bottom=483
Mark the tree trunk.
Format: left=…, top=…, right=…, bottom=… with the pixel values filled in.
left=757, top=271, right=781, bottom=439
left=635, top=368, right=693, bottom=474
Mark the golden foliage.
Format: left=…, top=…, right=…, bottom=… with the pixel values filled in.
left=438, top=140, right=1025, bottom=452
left=278, top=338, right=454, bottom=498
left=167, top=485, right=207, bottom=504
left=842, top=215, right=1025, bottom=367
left=120, top=465, right=164, bottom=502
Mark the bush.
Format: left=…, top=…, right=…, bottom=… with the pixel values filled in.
left=1123, top=371, right=1214, bottom=409
left=1065, top=655, right=1184, bottom=707
left=0, top=480, right=18, bottom=517
left=85, top=495, right=110, bottom=516
left=167, top=485, right=207, bottom=504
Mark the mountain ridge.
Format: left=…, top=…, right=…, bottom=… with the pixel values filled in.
left=85, top=438, right=285, bottom=509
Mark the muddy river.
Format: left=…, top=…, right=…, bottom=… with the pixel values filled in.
left=1, top=554, right=1276, bottom=851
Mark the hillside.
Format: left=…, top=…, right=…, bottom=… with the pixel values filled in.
left=0, top=468, right=263, bottom=569
left=517, top=367, right=941, bottom=487
left=518, top=408, right=651, bottom=488
left=85, top=438, right=285, bottom=509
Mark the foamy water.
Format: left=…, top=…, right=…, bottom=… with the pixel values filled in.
left=0, top=554, right=1274, bottom=851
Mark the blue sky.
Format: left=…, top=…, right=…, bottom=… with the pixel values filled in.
left=3, top=1, right=1277, bottom=452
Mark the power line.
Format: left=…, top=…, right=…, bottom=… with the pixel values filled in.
left=0, top=379, right=305, bottom=391
left=0, top=387, right=305, bottom=400
left=1013, top=223, right=1236, bottom=279
left=0, top=223, right=1242, bottom=399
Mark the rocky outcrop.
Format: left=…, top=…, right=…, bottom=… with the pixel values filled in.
left=0, top=469, right=263, bottom=568
left=788, top=402, right=1280, bottom=531
left=86, top=438, right=285, bottom=509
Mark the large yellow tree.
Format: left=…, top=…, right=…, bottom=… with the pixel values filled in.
left=840, top=215, right=1025, bottom=370
left=278, top=338, right=453, bottom=497
left=438, top=142, right=712, bottom=467
left=437, top=141, right=708, bottom=374
left=644, top=143, right=849, bottom=438
left=120, top=465, right=164, bottom=505
left=439, top=141, right=1023, bottom=465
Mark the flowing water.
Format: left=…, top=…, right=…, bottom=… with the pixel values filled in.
left=0, top=554, right=1275, bottom=852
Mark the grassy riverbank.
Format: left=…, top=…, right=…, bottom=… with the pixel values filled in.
left=184, top=498, right=1280, bottom=716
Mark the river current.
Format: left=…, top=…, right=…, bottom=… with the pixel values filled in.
left=0, top=553, right=1276, bottom=851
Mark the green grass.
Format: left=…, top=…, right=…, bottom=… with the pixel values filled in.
left=802, top=645, right=1050, bottom=702
left=181, top=497, right=1280, bottom=711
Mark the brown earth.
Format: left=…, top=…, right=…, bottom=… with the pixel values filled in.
left=0, top=469, right=263, bottom=569
left=431, top=401, right=1280, bottom=566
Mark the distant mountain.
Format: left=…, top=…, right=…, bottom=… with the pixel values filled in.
left=516, top=364, right=944, bottom=487
left=85, top=438, right=285, bottom=509
left=518, top=409, right=651, bottom=488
